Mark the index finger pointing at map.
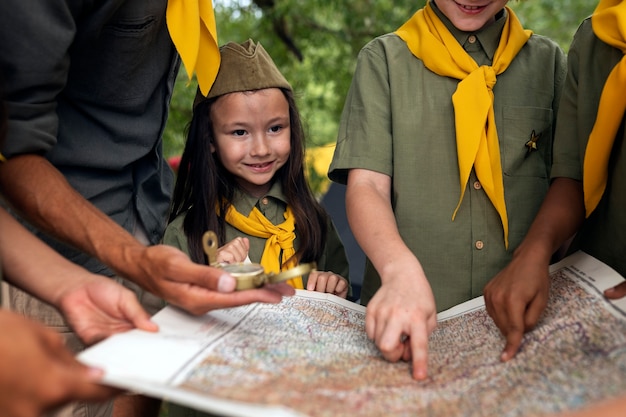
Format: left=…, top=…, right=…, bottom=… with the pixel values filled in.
left=410, top=318, right=434, bottom=380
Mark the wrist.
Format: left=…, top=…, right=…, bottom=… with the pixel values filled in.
left=107, top=240, right=150, bottom=286
left=51, top=269, right=98, bottom=309
left=512, top=240, right=553, bottom=268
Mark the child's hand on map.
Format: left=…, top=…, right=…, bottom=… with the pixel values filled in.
left=306, top=270, right=350, bottom=298
left=365, top=255, right=437, bottom=381
left=483, top=249, right=551, bottom=362
left=0, top=310, right=117, bottom=417
left=217, top=237, right=250, bottom=264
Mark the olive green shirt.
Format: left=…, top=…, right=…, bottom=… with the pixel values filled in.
left=163, top=182, right=350, bottom=289
left=329, top=5, right=566, bottom=311
left=551, top=18, right=626, bottom=278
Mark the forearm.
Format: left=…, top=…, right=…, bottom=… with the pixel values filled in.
left=346, top=169, right=424, bottom=282
left=0, top=155, right=147, bottom=286
left=0, top=155, right=288, bottom=314
left=0, top=206, right=96, bottom=308
left=513, top=177, right=585, bottom=263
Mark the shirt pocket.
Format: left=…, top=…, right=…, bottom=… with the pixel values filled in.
left=69, top=12, right=169, bottom=108
left=500, top=106, right=553, bottom=178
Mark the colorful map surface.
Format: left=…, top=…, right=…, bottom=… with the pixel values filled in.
left=80, top=252, right=626, bottom=417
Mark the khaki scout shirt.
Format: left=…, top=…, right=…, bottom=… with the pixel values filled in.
left=163, top=182, right=350, bottom=289
left=551, top=19, right=626, bottom=278
left=329, top=5, right=566, bottom=311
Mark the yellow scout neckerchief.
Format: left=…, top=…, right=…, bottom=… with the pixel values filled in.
left=395, top=1, right=531, bottom=248
left=166, top=0, right=220, bottom=96
left=224, top=204, right=304, bottom=289
left=583, top=0, right=626, bottom=217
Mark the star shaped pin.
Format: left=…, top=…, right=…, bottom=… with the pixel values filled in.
left=525, top=129, right=541, bottom=156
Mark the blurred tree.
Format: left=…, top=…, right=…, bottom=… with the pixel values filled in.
left=163, top=0, right=597, bottom=196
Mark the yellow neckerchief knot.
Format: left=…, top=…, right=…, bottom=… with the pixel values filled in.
left=395, top=2, right=531, bottom=248
left=583, top=0, right=626, bottom=217
left=224, top=204, right=303, bottom=289
left=166, top=0, right=220, bottom=96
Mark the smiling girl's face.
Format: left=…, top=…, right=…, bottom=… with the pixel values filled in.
left=435, top=0, right=509, bottom=32
left=210, top=88, right=291, bottom=198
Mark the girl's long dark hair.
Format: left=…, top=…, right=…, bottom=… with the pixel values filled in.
left=168, top=88, right=328, bottom=265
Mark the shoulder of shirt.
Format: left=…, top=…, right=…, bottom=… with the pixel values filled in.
left=165, top=211, right=187, bottom=231
left=359, top=33, right=410, bottom=58
left=573, top=16, right=593, bottom=39
left=526, top=32, right=564, bottom=50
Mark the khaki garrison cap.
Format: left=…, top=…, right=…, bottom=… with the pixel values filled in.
left=193, top=39, right=292, bottom=108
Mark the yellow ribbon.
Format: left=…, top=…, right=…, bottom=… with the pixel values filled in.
left=395, top=2, right=531, bottom=248
left=166, top=0, right=221, bottom=96
left=583, top=0, right=626, bottom=217
left=225, top=205, right=303, bottom=289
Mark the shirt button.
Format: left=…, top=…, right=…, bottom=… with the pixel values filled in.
left=261, top=197, right=269, bottom=205
left=473, top=181, right=482, bottom=190
left=468, top=35, right=477, bottom=44
left=475, top=240, right=484, bottom=250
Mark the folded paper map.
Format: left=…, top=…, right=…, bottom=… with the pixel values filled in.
left=79, top=251, right=626, bottom=416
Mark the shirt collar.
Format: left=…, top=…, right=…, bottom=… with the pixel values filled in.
left=430, top=1, right=507, bottom=62
left=234, top=181, right=288, bottom=215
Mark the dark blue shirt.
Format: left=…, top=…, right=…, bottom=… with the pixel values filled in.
left=0, top=0, right=180, bottom=274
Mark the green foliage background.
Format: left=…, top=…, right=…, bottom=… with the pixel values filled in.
left=163, top=0, right=598, bottom=195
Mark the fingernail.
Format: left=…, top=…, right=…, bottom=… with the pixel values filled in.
left=217, top=274, right=236, bottom=293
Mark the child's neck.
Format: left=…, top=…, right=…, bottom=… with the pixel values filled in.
left=237, top=182, right=272, bottom=199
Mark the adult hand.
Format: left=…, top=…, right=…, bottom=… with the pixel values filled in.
left=217, top=237, right=250, bottom=264
left=483, top=254, right=550, bottom=362
left=0, top=310, right=116, bottom=417
left=0, top=156, right=293, bottom=318
left=365, top=258, right=437, bottom=380
left=0, top=205, right=156, bottom=345
left=124, top=244, right=294, bottom=315
left=57, top=276, right=159, bottom=346
left=306, top=270, right=350, bottom=298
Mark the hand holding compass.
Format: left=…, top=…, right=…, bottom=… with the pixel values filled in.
left=202, top=231, right=315, bottom=291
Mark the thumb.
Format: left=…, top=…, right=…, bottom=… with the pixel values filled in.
left=65, top=364, right=119, bottom=402
left=120, top=295, right=159, bottom=333
left=190, top=263, right=236, bottom=293
left=605, top=282, right=626, bottom=299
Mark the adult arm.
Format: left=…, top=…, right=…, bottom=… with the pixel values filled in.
left=0, top=310, right=116, bottom=417
left=0, top=155, right=293, bottom=316
left=0, top=206, right=158, bottom=344
left=483, top=177, right=585, bottom=361
left=346, top=168, right=437, bottom=380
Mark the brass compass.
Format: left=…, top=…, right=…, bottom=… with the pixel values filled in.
left=202, top=231, right=315, bottom=290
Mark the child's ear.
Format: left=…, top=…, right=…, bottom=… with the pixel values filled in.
left=210, top=143, right=216, bottom=153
